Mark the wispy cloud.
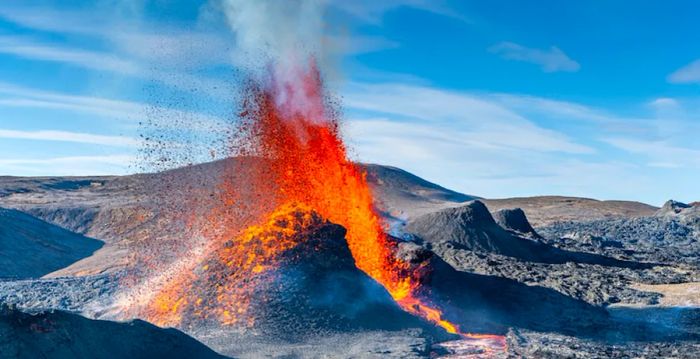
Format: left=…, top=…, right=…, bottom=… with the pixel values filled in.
left=0, top=3, right=405, bottom=99
left=488, top=42, right=580, bottom=72
left=342, top=82, right=700, bottom=204
left=326, top=34, right=400, bottom=55
left=344, top=116, right=652, bottom=202
left=0, top=81, right=228, bottom=131
left=0, top=34, right=234, bottom=99
left=0, top=5, right=108, bottom=35
left=602, top=137, right=700, bottom=168
left=491, top=94, right=618, bottom=123
left=0, top=36, right=141, bottom=74
left=0, top=155, right=135, bottom=176
left=0, top=5, right=234, bottom=99
left=489, top=94, right=665, bottom=138
left=0, top=129, right=140, bottom=147
left=668, top=59, right=700, bottom=84
left=342, top=82, right=601, bottom=198
left=330, top=0, right=470, bottom=24
left=344, top=82, right=593, bottom=154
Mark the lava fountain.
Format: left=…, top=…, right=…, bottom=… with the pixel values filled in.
left=129, top=2, right=505, bottom=350
left=139, top=59, right=504, bottom=350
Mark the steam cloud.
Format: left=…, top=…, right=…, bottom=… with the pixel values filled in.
left=222, top=0, right=325, bottom=67
left=222, top=0, right=331, bottom=123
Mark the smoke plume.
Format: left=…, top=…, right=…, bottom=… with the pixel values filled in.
left=222, top=0, right=331, bottom=123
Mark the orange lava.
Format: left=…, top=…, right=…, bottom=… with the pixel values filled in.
left=231, top=63, right=416, bottom=301
left=141, top=59, right=503, bottom=350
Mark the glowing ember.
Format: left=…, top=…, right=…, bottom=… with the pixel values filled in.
left=144, top=202, right=347, bottom=327
left=139, top=58, right=504, bottom=351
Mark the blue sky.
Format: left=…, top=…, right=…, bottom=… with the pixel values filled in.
left=1, top=0, right=699, bottom=205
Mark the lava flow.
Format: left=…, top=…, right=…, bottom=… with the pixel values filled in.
left=140, top=59, right=503, bottom=349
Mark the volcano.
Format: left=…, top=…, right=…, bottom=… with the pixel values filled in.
left=126, top=60, right=488, bottom=343
left=142, top=203, right=449, bottom=340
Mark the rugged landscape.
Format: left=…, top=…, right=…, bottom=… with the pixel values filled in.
left=1, top=160, right=699, bottom=358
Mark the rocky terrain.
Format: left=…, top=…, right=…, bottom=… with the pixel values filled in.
left=0, top=305, right=225, bottom=359
left=0, top=208, right=102, bottom=278
left=538, top=200, right=700, bottom=265
left=1, top=159, right=698, bottom=358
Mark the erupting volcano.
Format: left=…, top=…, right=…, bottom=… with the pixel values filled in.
left=136, top=59, right=502, bottom=346
left=6, top=1, right=700, bottom=358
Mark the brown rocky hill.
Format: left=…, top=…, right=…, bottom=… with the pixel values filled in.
left=483, top=196, right=657, bottom=227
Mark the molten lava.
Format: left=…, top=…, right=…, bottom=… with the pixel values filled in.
left=141, top=60, right=501, bottom=347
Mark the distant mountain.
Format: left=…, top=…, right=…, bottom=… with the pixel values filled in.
left=0, top=208, right=103, bottom=278
left=483, top=196, right=658, bottom=227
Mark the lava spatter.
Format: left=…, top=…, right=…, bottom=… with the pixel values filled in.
left=140, top=60, right=503, bottom=351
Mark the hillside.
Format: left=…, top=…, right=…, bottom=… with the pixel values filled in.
left=0, top=306, right=225, bottom=359
left=483, top=196, right=658, bottom=227
left=0, top=208, right=103, bottom=278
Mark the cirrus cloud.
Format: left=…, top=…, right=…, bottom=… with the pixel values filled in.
left=668, top=59, right=700, bottom=84
left=489, top=41, right=580, bottom=73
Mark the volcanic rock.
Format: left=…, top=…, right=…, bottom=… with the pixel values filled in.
left=404, top=201, right=555, bottom=262
left=3, top=160, right=700, bottom=357
left=540, top=210, right=700, bottom=265
left=653, top=200, right=700, bottom=230
left=405, top=201, right=653, bottom=272
left=0, top=160, right=659, bottom=277
left=0, top=275, right=118, bottom=316
left=0, top=208, right=103, bottom=278
left=397, top=242, right=611, bottom=336
left=0, top=305, right=225, bottom=359
left=507, top=326, right=700, bottom=358
left=405, top=242, right=697, bottom=344
left=169, top=205, right=449, bottom=341
left=406, top=201, right=514, bottom=251
left=492, top=208, right=541, bottom=238
left=364, top=164, right=476, bottom=204
left=656, top=199, right=692, bottom=216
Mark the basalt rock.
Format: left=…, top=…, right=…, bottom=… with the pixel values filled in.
left=404, top=201, right=539, bottom=259
left=405, top=201, right=651, bottom=270
left=176, top=207, right=450, bottom=341
left=492, top=208, right=541, bottom=238
left=0, top=305, right=225, bottom=359
left=656, top=199, right=692, bottom=217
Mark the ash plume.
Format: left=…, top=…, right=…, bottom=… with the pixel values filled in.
left=222, top=0, right=326, bottom=66
left=222, top=0, right=333, bottom=123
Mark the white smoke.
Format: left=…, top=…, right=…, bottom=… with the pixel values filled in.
left=222, top=0, right=332, bottom=123
left=222, top=0, right=326, bottom=67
